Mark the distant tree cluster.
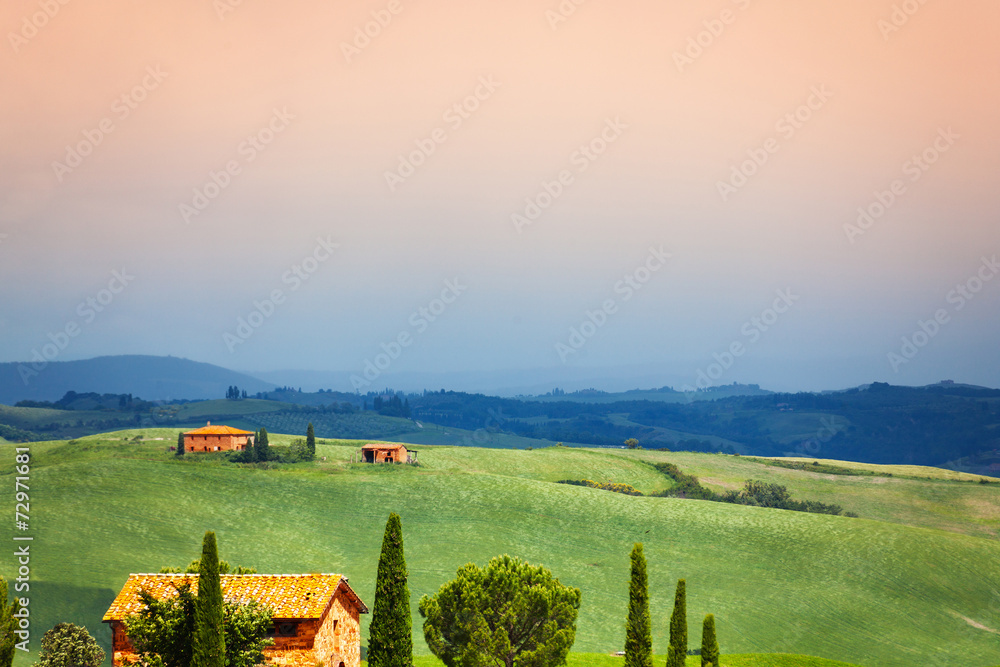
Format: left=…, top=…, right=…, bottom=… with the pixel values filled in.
left=227, top=425, right=317, bottom=464
left=16, top=391, right=152, bottom=412
left=225, top=386, right=247, bottom=400
left=373, top=395, right=411, bottom=419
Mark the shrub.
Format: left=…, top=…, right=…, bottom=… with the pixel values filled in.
left=556, top=480, right=643, bottom=496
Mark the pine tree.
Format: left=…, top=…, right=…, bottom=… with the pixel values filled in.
left=306, top=423, right=316, bottom=459
left=624, top=544, right=652, bottom=667
left=255, top=428, right=270, bottom=462
left=666, top=579, right=687, bottom=667
left=700, top=614, right=719, bottom=667
left=191, top=531, right=226, bottom=667
left=176, top=431, right=185, bottom=457
left=368, top=513, right=413, bottom=667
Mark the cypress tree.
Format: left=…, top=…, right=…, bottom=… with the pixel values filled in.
left=306, top=423, right=316, bottom=459
left=245, top=437, right=258, bottom=462
left=255, top=428, right=270, bottom=462
left=700, top=614, right=719, bottom=667
left=176, top=431, right=185, bottom=456
left=192, top=531, right=225, bottom=667
left=666, top=579, right=687, bottom=667
left=368, top=513, right=412, bottom=667
left=624, top=544, right=652, bottom=667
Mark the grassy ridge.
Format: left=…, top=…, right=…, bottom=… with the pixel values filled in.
left=4, top=433, right=1000, bottom=667
left=618, top=450, right=1000, bottom=540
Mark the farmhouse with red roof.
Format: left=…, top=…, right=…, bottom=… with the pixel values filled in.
left=103, top=573, right=367, bottom=667
left=183, top=422, right=254, bottom=453
left=360, top=442, right=415, bottom=463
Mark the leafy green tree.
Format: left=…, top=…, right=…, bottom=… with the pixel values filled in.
left=33, top=623, right=105, bottom=667
left=624, top=439, right=639, bottom=450
left=624, top=544, right=652, bottom=667
left=1, top=578, right=19, bottom=667
left=254, top=429, right=270, bottom=462
left=126, top=585, right=195, bottom=667
left=306, top=423, right=316, bottom=459
left=126, top=584, right=272, bottom=667
left=368, top=513, right=412, bottom=667
left=176, top=432, right=185, bottom=457
left=419, top=555, right=580, bottom=667
left=223, top=601, right=273, bottom=667
left=666, top=579, right=687, bottom=667
left=700, top=614, right=719, bottom=667
left=192, top=532, right=225, bottom=667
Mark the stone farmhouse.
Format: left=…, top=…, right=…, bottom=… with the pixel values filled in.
left=103, top=573, right=368, bottom=667
left=183, top=422, right=254, bottom=453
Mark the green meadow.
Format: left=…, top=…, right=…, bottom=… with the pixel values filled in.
left=3, top=431, right=1000, bottom=667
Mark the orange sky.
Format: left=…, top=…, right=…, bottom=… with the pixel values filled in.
left=1, top=0, right=999, bottom=390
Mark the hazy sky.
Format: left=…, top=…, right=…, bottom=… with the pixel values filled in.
left=2, top=0, right=998, bottom=393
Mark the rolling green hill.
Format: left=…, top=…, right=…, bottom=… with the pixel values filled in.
left=3, top=433, right=1000, bottom=667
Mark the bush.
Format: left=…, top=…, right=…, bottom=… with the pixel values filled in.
left=556, top=480, right=643, bottom=496
left=650, top=464, right=717, bottom=501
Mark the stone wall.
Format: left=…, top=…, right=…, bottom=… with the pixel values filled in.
left=312, top=589, right=362, bottom=667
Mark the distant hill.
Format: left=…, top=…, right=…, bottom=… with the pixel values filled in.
left=0, top=355, right=275, bottom=404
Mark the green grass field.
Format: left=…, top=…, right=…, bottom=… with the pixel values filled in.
left=613, top=450, right=1000, bottom=540
left=4, top=432, right=1000, bottom=667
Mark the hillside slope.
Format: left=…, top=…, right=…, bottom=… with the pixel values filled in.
left=4, top=434, right=1000, bottom=667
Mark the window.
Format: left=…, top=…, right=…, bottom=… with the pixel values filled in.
left=276, top=622, right=297, bottom=637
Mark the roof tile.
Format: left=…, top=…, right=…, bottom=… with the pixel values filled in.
left=103, top=574, right=367, bottom=621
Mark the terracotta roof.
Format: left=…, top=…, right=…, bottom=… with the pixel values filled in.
left=184, top=425, right=254, bottom=436
left=361, top=443, right=406, bottom=450
left=103, top=573, right=368, bottom=621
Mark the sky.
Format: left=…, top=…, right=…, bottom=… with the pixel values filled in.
left=1, top=0, right=999, bottom=394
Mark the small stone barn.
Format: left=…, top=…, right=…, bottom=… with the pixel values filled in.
left=361, top=442, right=415, bottom=463
left=103, top=573, right=367, bottom=667
left=183, top=422, right=254, bottom=452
